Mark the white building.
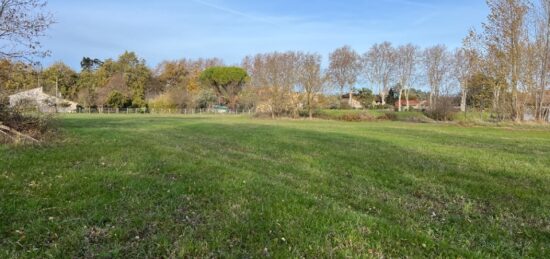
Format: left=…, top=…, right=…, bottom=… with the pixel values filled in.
left=341, top=93, right=364, bottom=109
left=8, top=87, right=79, bottom=113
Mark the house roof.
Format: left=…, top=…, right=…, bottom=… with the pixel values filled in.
left=9, top=87, right=78, bottom=105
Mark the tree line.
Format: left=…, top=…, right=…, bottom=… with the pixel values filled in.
left=2, top=0, right=550, bottom=121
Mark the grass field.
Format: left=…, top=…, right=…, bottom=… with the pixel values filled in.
left=1, top=115, right=549, bottom=257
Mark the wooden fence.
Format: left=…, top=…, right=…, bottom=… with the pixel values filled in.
left=76, top=107, right=256, bottom=115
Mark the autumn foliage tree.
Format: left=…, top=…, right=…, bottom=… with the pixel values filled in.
left=41, top=62, right=78, bottom=99
left=482, top=0, right=530, bottom=121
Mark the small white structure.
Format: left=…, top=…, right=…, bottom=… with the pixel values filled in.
left=9, top=87, right=79, bottom=113
left=342, top=93, right=363, bottom=109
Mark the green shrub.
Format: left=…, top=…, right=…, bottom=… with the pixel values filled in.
left=106, top=91, right=132, bottom=108
left=316, top=109, right=375, bottom=121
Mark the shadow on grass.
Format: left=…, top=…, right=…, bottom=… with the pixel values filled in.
left=1, top=116, right=549, bottom=257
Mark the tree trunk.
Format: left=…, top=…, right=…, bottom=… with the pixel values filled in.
left=429, top=92, right=434, bottom=110
left=339, top=86, right=344, bottom=108
left=348, top=90, right=353, bottom=106
left=307, top=92, right=313, bottom=119
left=536, top=11, right=550, bottom=121
left=512, top=87, right=520, bottom=122
left=535, top=89, right=543, bottom=121
left=460, top=87, right=467, bottom=112
left=511, top=37, right=521, bottom=122
left=405, top=89, right=410, bottom=111
left=493, top=85, right=501, bottom=121
left=398, top=89, right=403, bottom=112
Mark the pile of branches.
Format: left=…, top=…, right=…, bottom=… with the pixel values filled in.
left=0, top=104, right=53, bottom=144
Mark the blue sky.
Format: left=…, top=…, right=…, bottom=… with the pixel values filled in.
left=41, top=0, right=488, bottom=69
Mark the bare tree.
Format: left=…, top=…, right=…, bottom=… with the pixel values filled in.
left=327, top=46, right=361, bottom=106
left=482, top=44, right=510, bottom=119
left=363, top=42, right=396, bottom=105
left=0, top=0, right=54, bottom=60
left=533, top=0, right=550, bottom=120
left=453, top=49, right=470, bottom=113
left=453, top=33, right=480, bottom=113
left=297, top=53, right=324, bottom=119
left=0, top=0, right=53, bottom=111
left=483, top=0, right=530, bottom=121
left=244, top=51, right=300, bottom=118
left=522, top=41, right=541, bottom=119
left=395, top=44, right=419, bottom=111
left=423, top=45, right=451, bottom=110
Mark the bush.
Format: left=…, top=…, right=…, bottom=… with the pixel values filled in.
left=106, top=91, right=132, bottom=108
left=377, top=112, right=398, bottom=121
left=298, top=109, right=321, bottom=118
left=339, top=113, right=376, bottom=122
left=317, top=110, right=375, bottom=122
left=424, top=97, right=456, bottom=121
left=372, top=104, right=395, bottom=110
left=0, top=104, right=55, bottom=144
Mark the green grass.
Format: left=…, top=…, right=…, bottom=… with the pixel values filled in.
left=319, top=109, right=374, bottom=116
left=318, top=109, right=432, bottom=123
left=453, top=111, right=494, bottom=122
left=1, top=114, right=549, bottom=257
left=393, top=111, right=433, bottom=122
left=319, top=109, right=383, bottom=118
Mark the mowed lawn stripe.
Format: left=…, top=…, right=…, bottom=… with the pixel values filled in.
left=1, top=115, right=549, bottom=257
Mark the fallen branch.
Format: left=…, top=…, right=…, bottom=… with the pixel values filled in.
left=0, top=123, right=41, bottom=144
left=0, top=128, right=19, bottom=142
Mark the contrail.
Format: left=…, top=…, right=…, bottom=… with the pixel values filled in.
left=190, top=0, right=278, bottom=25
